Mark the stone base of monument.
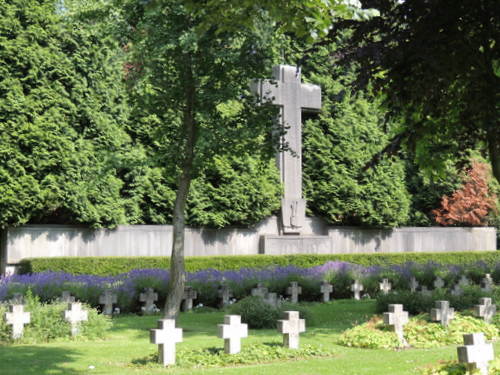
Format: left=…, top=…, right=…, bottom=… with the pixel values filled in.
left=261, top=235, right=332, bottom=255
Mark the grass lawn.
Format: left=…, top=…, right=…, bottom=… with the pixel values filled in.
left=1, top=299, right=498, bottom=375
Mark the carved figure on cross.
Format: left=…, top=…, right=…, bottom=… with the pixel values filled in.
left=481, top=274, right=494, bottom=292
left=320, top=281, right=333, bottom=302
left=218, top=285, right=233, bottom=307
left=409, top=277, right=419, bottom=293
left=287, top=281, right=302, bottom=303
left=139, top=288, right=158, bottom=314
left=150, top=319, right=183, bottom=366
left=5, top=304, right=30, bottom=339
left=218, top=315, right=248, bottom=354
left=351, top=280, right=364, bottom=300
left=252, top=65, right=321, bottom=234
left=379, top=279, right=392, bottom=295
left=182, top=286, right=198, bottom=312
left=474, top=297, right=496, bottom=323
left=99, top=290, right=117, bottom=315
left=383, top=304, right=409, bottom=347
left=278, top=311, right=305, bottom=349
left=64, top=302, right=88, bottom=336
left=431, top=300, right=455, bottom=327
left=457, top=333, right=494, bottom=375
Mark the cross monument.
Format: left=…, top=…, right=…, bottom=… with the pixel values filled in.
left=217, top=315, right=248, bottom=354
left=457, top=333, right=494, bottom=375
left=431, top=300, right=455, bottom=327
left=5, top=304, right=30, bottom=339
left=150, top=319, right=183, bottom=366
left=278, top=311, right=306, bottom=349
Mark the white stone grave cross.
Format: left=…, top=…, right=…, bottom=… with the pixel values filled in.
left=433, top=277, right=445, bottom=289
left=182, top=287, right=198, bottom=312
left=287, top=282, right=302, bottom=303
left=409, top=277, right=419, bottom=293
left=218, top=285, right=233, bottom=307
left=351, top=280, right=364, bottom=300
left=99, top=290, right=117, bottom=315
left=482, top=274, right=494, bottom=292
left=379, top=279, right=392, bottom=295
left=383, top=304, right=409, bottom=347
left=320, top=281, right=333, bottom=302
left=457, top=333, right=494, bottom=375
left=474, top=298, right=496, bottom=324
left=218, top=315, right=248, bottom=354
left=251, top=283, right=268, bottom=299
left=61, top=291, right=75, bottom=303
left=264, top=292, right=279, bottom=308
left=150, top=319, right=183, bottom=366
left=5, top=305, right=31, bottom=339
left=431, top=300, right=455, bottom=327
left=252, top=65, right=321, bottom=234
left=140, top=288, right=158, bottom=314
left=64, top=302, right=88, bottom=336
left=278, top=311, right=306, bottom=349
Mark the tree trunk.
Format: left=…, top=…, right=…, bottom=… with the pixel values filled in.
left=163, top=62, right=197, bottom=319
left=488, top=127, right=500, bottom=184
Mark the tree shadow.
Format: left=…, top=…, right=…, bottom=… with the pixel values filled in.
left=0, top=345, right=84, bottom=375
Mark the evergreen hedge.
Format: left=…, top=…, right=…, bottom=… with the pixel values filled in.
left=17, top=251, right=500, bottom=276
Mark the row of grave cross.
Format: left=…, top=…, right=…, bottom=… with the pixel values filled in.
left=151, top=311, right=306, bottom=366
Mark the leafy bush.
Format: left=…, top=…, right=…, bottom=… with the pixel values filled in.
left=18, top=251, right=500, bottom=276
left=338, top=314, right=498, bottom=350
left=0, top=290, right=111, bottom=344
left=420, top=359, right=500, bottom=375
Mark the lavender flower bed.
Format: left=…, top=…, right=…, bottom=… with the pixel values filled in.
left=1, top=261, right=498, bottom=313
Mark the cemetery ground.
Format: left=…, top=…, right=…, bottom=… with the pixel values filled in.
left=2, top=299, right=498, bottom=375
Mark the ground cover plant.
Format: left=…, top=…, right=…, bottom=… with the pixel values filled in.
left=338, top=313, right=499, bottom=350
left=420, top=359, right=500, bottom=375
left=0, top=290, right=111, bottom=344
left=0, top=300, right=498, bottom=375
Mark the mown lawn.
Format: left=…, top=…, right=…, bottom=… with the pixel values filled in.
left=1, top=300, right=498, bottom=375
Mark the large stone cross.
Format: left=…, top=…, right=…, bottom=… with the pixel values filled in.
left=140, top=288, right=158, bottom=314
left=457, top=333, right=494, bottom=375
left=150, top=319, right=183, bottom=366
left=182, top=287, right=198, bottom=312
left=64, top=302, right=88, bottom=336
left=287, top=281, right=302, bottom=303
left=278, top=311, right=306, bottom=349
left=5, top=304, right=30, bottom=339
left=431, top=300, right=455, bottom=327
left=383, top=304, right=409, bottom=347
left=475, top=298, right=496, bottom=323
left=99, top=290, right=117, bottom=315
left=320, top=281, right=333, bottom=302
left=351, top=280, right=364, bottom=300
left=252, top=65, right=322, bottom=234
left=218, top=315, right=248, bottom=354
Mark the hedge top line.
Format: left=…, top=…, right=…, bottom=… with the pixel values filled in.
left=18, top=251, right=499, bottom=276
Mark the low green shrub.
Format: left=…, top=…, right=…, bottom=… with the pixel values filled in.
left=228, top=296, right=313, bottom=329
left=338, top=314, right=498, bottom=350
left=18, top=251, right=500, bottom=276
left=0, top=290, right=111, bottom=344
left=133, top=342, right=334, bottom=369
left=419, top=359, right=500, bottom=375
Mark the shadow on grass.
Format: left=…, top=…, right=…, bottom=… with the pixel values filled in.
left=0, top=345, right=84, bottom=375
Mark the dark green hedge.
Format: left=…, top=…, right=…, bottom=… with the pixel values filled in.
left=17, top=251, right=499, bottom=276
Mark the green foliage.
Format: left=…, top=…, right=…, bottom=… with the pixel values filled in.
left=19, top=252, right=500, bottom=275
left=338, top=314, right=498, bottom=350
left=0, top=290, right=111, bottom=344
left=420, top=359, right=500, bottom=375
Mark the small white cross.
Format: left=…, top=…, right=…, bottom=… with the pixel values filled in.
left=351, top=280, right=364, bottom=300
left=481, top=274, right=494, bottom=292
left=150, top=319, right=183, bottom=366
left=320, top=281, right=333, bottom=302
left=60, top=291, right=75, bottom=303
left=278, top=311, right=305, bottom=349
left=182, top=287, right=198, bottom=311
left=217, top=315, right=248, bottom=354
left=474, top=298, right=496, bottom=324
left=5, top=305, right=31, bottom=339
left=218, top=285, right=233, bottom=307
left=409, top=277, right=419, bottom=293
left=457, top=333, right=494, bottom=375
left=433, top=277, right=445, bottom=289
left=379, top=279, right=392, bottom=295
left=383, top=304, right=409, bottom=347
left=64, top=302, right=88, bottom=336
left=139, top=288, right=158, bottom=314
left=287, top=282, right=302, bottom=303
left=99, top=290, right=117, bottom=315
left=251, top=283, right=268, bottom=299
left=431, top=300, right=454, bottom=327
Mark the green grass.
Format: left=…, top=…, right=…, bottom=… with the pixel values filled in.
left=1, top=300, right=498, bottom=375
